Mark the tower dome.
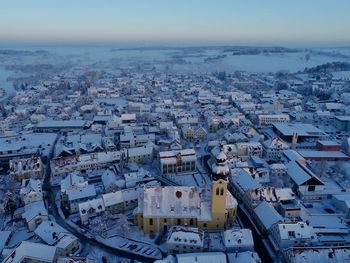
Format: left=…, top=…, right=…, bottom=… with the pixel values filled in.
left=211, top=149, right=229, bottom=181
left=216, top=151, right=227, bottom=164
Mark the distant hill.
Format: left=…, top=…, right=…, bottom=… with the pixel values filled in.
left=0, top=49, right=49, bottom=56
left=303, top=62, right=350, bottom=73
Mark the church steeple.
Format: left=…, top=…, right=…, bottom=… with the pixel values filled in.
left=211, top=179, right=228, bottom=229
left=211, top=147, right=230, bottom=181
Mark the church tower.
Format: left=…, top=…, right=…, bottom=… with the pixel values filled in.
left=211, top=179, right=228, bottom=228
left=210, top=147, right=230, bottom=228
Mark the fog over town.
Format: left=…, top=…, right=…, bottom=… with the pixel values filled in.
left=1, top=1, right=350, bottom=263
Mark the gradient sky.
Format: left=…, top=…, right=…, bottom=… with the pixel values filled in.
left=1, top=0, right=350, bottom=46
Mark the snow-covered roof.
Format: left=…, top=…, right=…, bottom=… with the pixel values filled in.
left=253, top=201, right=282, bottom=230
left=60, top=173, right=88, bottom=193
left=79, top=198, right=105, bottom=215
left=34, top=221, right=70, bottom=245
left=0, top=133, right=57, bottom=155
left=283, top=149, right=304, bottom=162
left=298, top=150, right=350, bottom=159
left=231, top=169, right=261, bottom=193
left=226, top=191, right=238, bottom=209
left=101, top=168, right=120, bottom=188
left=332, top=194, right=350, bottom=209
left=141, top=186, right=211, bottom=220
left=258, top=113, right=290, bottom=119
left=127, top=146, right=153, bottom=157
left=286, top=160, right=324, bottom=186
left=263, top=137, right=289, bottom=149
left=37, top=119, right=87, bottom=128
left=325, top=102, right=343, bottom=110
left=102, top=187, right=141, bottom=207
left=236, top=142, right=262, bottom=149
left=120, top=132, right=155, bottom=142
left=167, top=226, right=204, bottom=247
left=20, top=179, right=42, bottom=195
left=249, top=187, right=295, bottom=203
left=223, top=228, right=254, bottom=249
left=55, top=234, right=77, bottom=250
left=159, top=149, right=196, bottom=158
left=121, top=113, right=136, bottom=121
left=269, top=163, right=287, bottom=170
left=176, top=252, right=227, bottom=263
left=66, top=184, right=96, bottom=201
left=273, top=123, right=326, bottom=137
left=52, top=151, right=121, bottom=172
left=55, top=133, right=103, bottom=156
left=335, top=115, right=350, bottom=121
left=3, top=241, right=57, bottom=263
left=300, top=215, right=349, bottom=235
left=277, top=221, right=316, bottom=241
left=317, top=140, right=340, bottom=146
left=57, top=257, right=95, bottom=263
left=227, top=251, right=262, bottom=263
left=211, top=160, right=230, bottom=177
left=288, top=247, right=350, bottom=263
left=0, top=231, right=12, bottom=253
left=22, top=201, right=48, bottom=222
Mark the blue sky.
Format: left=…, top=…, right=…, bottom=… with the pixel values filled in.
left=1, top=0, right=350, bottom=46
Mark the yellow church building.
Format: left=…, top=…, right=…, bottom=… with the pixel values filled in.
left=134, top=179, right=237, bottom=234
left=134, top=146, right=238, bottom=234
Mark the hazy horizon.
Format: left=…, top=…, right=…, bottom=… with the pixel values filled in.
left=1, top=0, right=350, bottom=47
left=1, top=42, right=350, bottom=50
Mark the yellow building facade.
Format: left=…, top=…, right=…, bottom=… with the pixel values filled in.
left=134, top=179, right=237, bottom=234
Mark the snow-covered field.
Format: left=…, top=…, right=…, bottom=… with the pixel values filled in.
left=1, top=46, right=350, bottom=77
left=0, top=46, right=349, bottom=104
left=0, top=67, right=14, bottom=101
left=332, top=70, right=350, bottom=79
left=52, top=47, right=350, bottom=73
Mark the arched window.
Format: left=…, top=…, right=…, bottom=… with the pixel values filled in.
left=220, top=188, right=224, bottom=196
left=216, top=188, right=220, bottom=195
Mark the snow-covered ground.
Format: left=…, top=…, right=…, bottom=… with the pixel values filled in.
left=332, top=70, right=350, bottom=79
left=2, top=46, right=350, bottom=76
left=0, top=67, right=14, bottom=101
left=81, top=243, right=122, bottom=263
left=163, top=172, right=211, bottom=187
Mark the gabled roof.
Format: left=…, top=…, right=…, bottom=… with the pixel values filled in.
left=254, top=201, right=282, bottom=230
left=66, top=184, right=96, bottom=201
left=34, top=221, right=70, bottom=245
left=231, top=168, right=261, bottom=193
left=3, top=241, right=57, bottom=263
left=286, top=160, right=324, bottom=186
left=0, top=231, right=12, bottom=253
left=22, top=201, right=48, bottom=222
